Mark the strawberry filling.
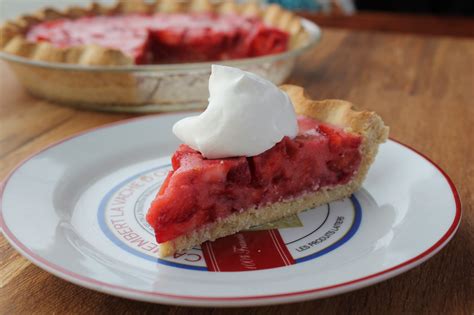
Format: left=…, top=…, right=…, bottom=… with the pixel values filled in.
left=146, top=116, right=362, bottom=243
left=26, top=13, right=288, bottom=64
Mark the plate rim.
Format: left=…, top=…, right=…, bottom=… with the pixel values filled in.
left=0, top=114, right=462, bottom=306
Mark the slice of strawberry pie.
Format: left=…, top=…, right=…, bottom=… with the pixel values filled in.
left=147, top=65, right=388, bottom=257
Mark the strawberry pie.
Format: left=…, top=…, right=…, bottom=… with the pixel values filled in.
left=149, top=118, right=362, bottom=245
left=25, top=13, right=288, bottom=65
left=146, top=65, right=389, bottom=257
left=0, top=1, right=307, bottom=66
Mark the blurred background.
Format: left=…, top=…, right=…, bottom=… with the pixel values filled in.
left=1, top=0, right=472, bottom=37
left=268, top=0, right=474, bottom=37
left=270, top=0, right=474, bottom=15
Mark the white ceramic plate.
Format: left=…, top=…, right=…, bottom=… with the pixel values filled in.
left=0, top=113, right=461, bottom=307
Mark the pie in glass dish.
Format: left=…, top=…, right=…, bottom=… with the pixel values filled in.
left=0, top=0, right=317, bottom=109
left=146, top=84, right=389, bottom=257
left=0, top=0, right=308, bottom=66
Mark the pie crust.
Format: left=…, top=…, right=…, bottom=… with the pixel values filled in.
left=0, top=0, right=309, bottom=66
left=158, top=84, right=389, bottom=257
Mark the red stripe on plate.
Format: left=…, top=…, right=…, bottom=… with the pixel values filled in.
left=202, top=230, right=295, bottom=272
left=269, top=229, right=294, bottom=266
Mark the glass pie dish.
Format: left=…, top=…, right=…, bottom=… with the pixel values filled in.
left=0, top=19, right=320, bottom=112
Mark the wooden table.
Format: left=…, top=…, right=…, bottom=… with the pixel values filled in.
left=1, top=28, right=473, bottom=314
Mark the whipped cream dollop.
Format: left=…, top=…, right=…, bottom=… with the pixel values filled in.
left=172, top=65, right=298, bottom=159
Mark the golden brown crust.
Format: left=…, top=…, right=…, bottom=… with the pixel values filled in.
left=158, top=85, right=389, bottom=257
left=0, top=0, right=308, bottom=66
left=159, top=181, right=361, bottom=257
left=280, top=85, right=389, bottom=138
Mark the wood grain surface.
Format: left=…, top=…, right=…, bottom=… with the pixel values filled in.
left=301, top=11, right=474, bottom=38
left=1, top=28, right=473, bottom=314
